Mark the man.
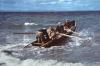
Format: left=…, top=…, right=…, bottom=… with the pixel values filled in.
left=36, top=31, right=45, bottom=43
left=63, top=20, right=76, bottom=34
left=39, top=28, right=49, bottom=40
left=36, top=28, right=50, bottom=43
left=64, top=20, right=75, bottom=29
left=47, top=27, right=57, bottom=40
left=55, top=22, right=64, bottom=33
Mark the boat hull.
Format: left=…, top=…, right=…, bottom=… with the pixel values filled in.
left=31, top=35, right=70, bottom=48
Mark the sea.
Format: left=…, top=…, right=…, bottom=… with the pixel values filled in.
left=0, top=11, right=100, bottom=66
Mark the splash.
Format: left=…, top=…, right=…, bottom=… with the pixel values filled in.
left=0, top=52, right=100, bottom=66
left=0, top=28, right=98, bottom=66
left=68, top=29, right=94, bottom=47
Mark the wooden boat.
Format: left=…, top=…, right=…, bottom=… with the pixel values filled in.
left=24, top=20, right=76, bottom=48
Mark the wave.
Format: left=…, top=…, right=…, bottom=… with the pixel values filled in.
left=0, top=22, right=38, bottom=26
left=0, top=52, right=100, bottom=66
left=24, top=22, right=38, bottom=26
left=0, top=44, right=100, bottom=66
left=0, top=28, right=99, bottom=66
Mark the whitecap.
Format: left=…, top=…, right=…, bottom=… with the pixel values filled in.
left=24, top=22, right=38, bottom=26
left=0, top=52, right=100, bottom=66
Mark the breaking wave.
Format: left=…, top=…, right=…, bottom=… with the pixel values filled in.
left=0, top=52, right=100, bottom=66
left=0, top=28, right=99, bottom=66
left=24, top=22, right=38, bottom=26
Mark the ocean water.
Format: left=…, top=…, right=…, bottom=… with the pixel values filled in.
left=0, top=11, right=100, bottom=66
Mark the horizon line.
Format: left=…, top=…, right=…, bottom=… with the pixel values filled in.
left=0, top=10, right=100, bottom=12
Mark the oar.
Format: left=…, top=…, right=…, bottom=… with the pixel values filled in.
left=59, top=33, right=90, bottom=41
left=64, top=29, right=80, bottom=36
left=24, top=44, right=32, bottom=48
left=13, top=32, right=36, bottom=34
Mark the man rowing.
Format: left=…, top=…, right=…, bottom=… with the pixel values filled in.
left=35, top=20, right=76, bottom=44
left=36, top=28, right=50, bottom=44
left=63, top=20, right=76, bottom=34
left=47, top=26, right=57, bottom=40
left=55, top=22, right=64, bottom=33
left=24, top=19, right=76, bottom=48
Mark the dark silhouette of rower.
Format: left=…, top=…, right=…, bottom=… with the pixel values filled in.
left=39, top=28, right=49, bottom=40
left=63, top=19, right=76, bottom=34
left=36, top=28, right=49, bottom=43
left=56, top=22, right=64, bottom=33
left=64, top=20, right=75, bottom=29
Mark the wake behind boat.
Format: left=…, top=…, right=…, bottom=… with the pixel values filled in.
left=24, top=20, right=76, bottom=48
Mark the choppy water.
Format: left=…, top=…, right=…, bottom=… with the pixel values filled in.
left=0, top=11, right=100, bottom=66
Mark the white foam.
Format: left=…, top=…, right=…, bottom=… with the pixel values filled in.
left=0, top=43, right=100, bottom=66
left=0, top=52, right=100, bottom=66
left=0, top=28, right=98, bottom=66
left=24, top=22, right=38, bottom=26
left=69, top=29, right=94, bottom=47
left=0, top=52, right=85, bottom=66
left=0, top=43, right=25, bottom=52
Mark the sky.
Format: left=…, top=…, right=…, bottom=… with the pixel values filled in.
left=0, top=0, right=100, bottom=12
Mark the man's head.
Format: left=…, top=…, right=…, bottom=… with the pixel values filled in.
left=65, top=19, right=70, bottom=22
left=58, top=22, right=62, bottom=25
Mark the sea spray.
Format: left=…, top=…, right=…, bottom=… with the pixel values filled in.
left=69, top=29, right=94, bottom=47
left=0, top=52, right=100, bottom=66
left=24, top=22, right=38, bottom=26
left=1, top=42, right=100, bottom=66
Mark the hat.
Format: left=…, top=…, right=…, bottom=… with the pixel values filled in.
left=58, top=22, right=62, bottom=25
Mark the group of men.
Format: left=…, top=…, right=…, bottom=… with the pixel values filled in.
left=35, top=20, right=75, bottom=44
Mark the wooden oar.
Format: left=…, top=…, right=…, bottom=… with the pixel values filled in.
left=59, top=33, right=84, bottom=40
left=60, top=33, right=92, bottom=41
left=64, top=29, right=79, bottom=36
left=24, top=44, right=32, bottom=48
left=13, top=32, right=36, bottom=34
